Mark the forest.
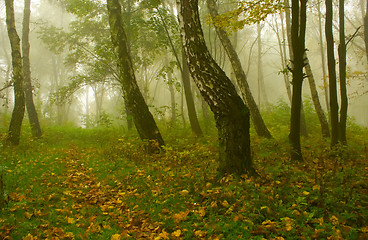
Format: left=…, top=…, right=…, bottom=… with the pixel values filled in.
left=0, top=0, right=368, bottom=239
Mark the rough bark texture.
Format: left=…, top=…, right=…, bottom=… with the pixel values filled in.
left=22, top=0, right=42, bottom=138
left=178, top=0, right=256, bottom=176
left=5, top=0, right=25, bottom=145
left=325, top=0, right=340, bottom=147
left=207, top=0, right=272, bottom=139
left=181, top=49, right=203, bottom=137
left=338, top=0, right=347, bottom=145
left=289, top=0, right=307, bottom=162
left=304, top=53, right=330, bottom=138
left=107, top=0, right=164, bottom=150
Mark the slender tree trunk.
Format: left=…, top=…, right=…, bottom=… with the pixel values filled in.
left=207, top=0, right=272, bottom=139
left=178, top=0, right=256, bottom=176
left=285, top=0, right=308, bottom=137
left=182, top=49, right=203, bottom=136
left=289, top=0, right=307, bottom=162
left=107, top=0, right=164, bottom=150
left=22, top=0, right=42, bottom=138
left=317, top=0, right=330, bottom=113
left=304, top=53, right=330, bottom=138
left=364, top=0, right=368, bottom=63
left=326, top=0, right=339, bottom=147
left=338, top=0, right=347, bottom=144
left=257, top=23, right=269, bottom=107
left=5, top=0, right=25, bottom=145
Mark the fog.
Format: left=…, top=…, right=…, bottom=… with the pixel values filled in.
left=1, top=0, right=367, bottom=130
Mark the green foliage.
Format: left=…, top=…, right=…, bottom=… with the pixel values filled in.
left=209, top=0, right=284, bottom=33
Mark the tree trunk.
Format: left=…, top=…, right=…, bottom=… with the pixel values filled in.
left=304, top=53, right=330, bottom=138
left=207, top=0, right=272, bottom=139
left=107, top=0, right=164, bottom=150
left=22, top=0, right=42, bottom=138
left=338, top=0, right=347, bottom=144
left=289, top=0, right=307, bottom=162
left=182, top=49, right=203, bottom=137
left=257, top=23, right=269, bottom=107
left=364, top=0, right=368, bottom=63
left=5, top=0, right=25, bottom=145
left=285, top=0, right=308, bottom=137
left=325, top=0, right=339, bottom=147
left=317, top=0, right=330, bottom=113
left=178, top=0, right=256, bottom=176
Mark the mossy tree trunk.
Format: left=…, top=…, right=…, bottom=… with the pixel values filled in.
left=207, top=0, right=272, bottom=139
left=5, top=0, right=25, bottom=145
left=289, top=0, right=307, bottom=161
left=178, top=0, right=256, bottom=176
left=107, top=0, right=164, bottom=150
left=22, top=0, right=42, bottom=138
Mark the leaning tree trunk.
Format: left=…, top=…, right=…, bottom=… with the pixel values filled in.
left=178, top=0, right=256, bottom=176
left=304, top=53, right=330, bottom=138
left=107, top=0, right=164, bottom=150
left=289, top=0, right=307, bottom=162
left=5, top=0, right=25, bottom=145
left=338, top=0, right=347, bottom=144
left=326, top=0, right=339, bottom=147
left=207, top=0, right=272, bottom=139
left=22, top=0, right=42, bottom=138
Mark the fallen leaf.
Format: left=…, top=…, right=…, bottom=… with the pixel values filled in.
left=111, top=234, right=121, bottom=240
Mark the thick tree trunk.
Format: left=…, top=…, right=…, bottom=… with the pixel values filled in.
left=304, top=53, right=330, bottom=138
left=289, top=0, right=307, bottom=162
left=325, top=0, right=339, bottom=147
left=338, top=0, right=347, bottom=144
left=207, top=0, right=272, bottom=139
left=5, top=0, right=25, bottom=145
left=181, top=49, right=203, bottom=137
left=107, top=0, right=164, bottom=150
left=22, top=0, right=42, bottom=138
left=178, top=0, right=256, bottom=176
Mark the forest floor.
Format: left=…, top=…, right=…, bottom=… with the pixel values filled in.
left=0, top=124, right=368, bottom=239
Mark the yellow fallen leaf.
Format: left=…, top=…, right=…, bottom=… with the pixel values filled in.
left=330, top=215, right=339, bottom=226
left=303, top=191, right=310, bottom=196
left=179, top=190, right=189, bottom=196
left=24, top=212, right=33, bottom=219
left=158, top=230, right=170, bottom=240
left=22, top=233, right=35, bottom=240
left=171, top=229, right=182, bottom=237
left=111, top=234, right=121, bottom=240
left=67, top=217, right=75, bottom=224
left=313, top=185, right=321, bottom=191
left=221, top=200, right=229, bottom=208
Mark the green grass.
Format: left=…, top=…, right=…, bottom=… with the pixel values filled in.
left=0, top=103, right=368, bottom=239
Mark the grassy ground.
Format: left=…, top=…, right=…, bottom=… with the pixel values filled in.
left=0, top=120, right=368, bottom=239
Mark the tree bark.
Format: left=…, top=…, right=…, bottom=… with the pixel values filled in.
left=5, top=0, right=25, bottom=145
left=178, top=0, right=256, bottom=176
left=207, top=0, right=272, bottom=139
left=181, top=49, right=203, bottom=137
left=285, top=0, right=308, bottom=138
left=338, top=0, right=347, bottom=144
left=107, top=0, right=164, bottom=150
left=325, top=0, right=339, bottom=147
left=304, top=53, right=330, bottom=138
left=317, top=0, right=330, bottom=113
left=22, top=0, right=42, bottom=138
left=289, top=0, right=307, bottom=162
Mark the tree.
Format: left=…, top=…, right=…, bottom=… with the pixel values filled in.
left=325, top=0, right=339, bottom=147
left=5, top=0, right=25, bottom=145
left=178, top=0, right=256, bottom=176
left=22, top=0, right=42, bottom=138
left=289, top=0, right=307, bottom=161
left=107, top=0, right=164, bottom=150
left=338, top=0, right=347, bottom=144
left=207, top=0, right=272, bottom=139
